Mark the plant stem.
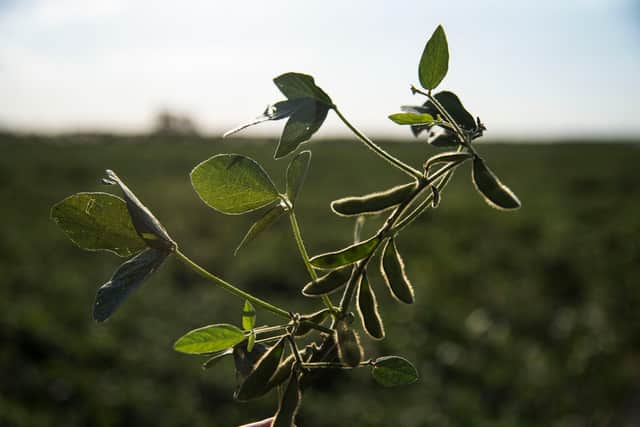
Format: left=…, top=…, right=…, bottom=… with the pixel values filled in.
left=301, top=360, right=372, bottom=369
left=334, top=107, right=423, bottom=179
left=175, top=249, right=291, bottom=320
left=288, top=210, right=336, bottom=312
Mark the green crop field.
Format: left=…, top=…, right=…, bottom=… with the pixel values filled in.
left=1, top=134, right=639, bottom=427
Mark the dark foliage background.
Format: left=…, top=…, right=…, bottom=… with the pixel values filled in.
left=1, top=134, right=639, bottom=427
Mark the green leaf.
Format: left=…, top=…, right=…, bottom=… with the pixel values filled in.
left=191, top=154, right=280, bottom=215
left=272, top=371, right=302, bottom=427
left=372, top=356, right=419, bottom=387
left=94, top=247, right=169, bottom=321
left=472, top=157, right=521, bottom=210
left=102, top=170, right=175, bottom=251
left=388, top=112, right=434, bottom=125
left=419, top=25, right=449, bottom=90
left=173, top=323, right=246, bottom=355
left=286, top=150, right=312, bottom=205
left=51, top=192, right=145, bottom=257
left=380, top=239, right=414, bottom=304
left=223, top=99, right=308, bottom=138
left=302, top=267, right=352, bottom=297
left=242, top=300, right=256, bottom=331
left=424, top=152, right=473, bottom=174
left=276, top=100, right=329, bottom=159
left=310, top=236, right=381, bottom=269
left=235, top=204, right=286, bottom=255
left=357, top=272, right=385, bottom=340
left=247, top=331, right=256, bottom=353
left=235, top=338, right=285, bottom=401
left=202, top=348, right=233, bottom=370
left=431, top=91, right=476, bottom=130
left=273, top=72, right=333, bottom=106
left=331, top=182, right=417, bottom=217
left=336, top=319, right=363, bottom=368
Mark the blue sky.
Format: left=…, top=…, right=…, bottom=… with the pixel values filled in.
left=1, top=0, right=638, bottom=139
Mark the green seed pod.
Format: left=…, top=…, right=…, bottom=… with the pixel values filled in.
left=266, top=355, right=295, bottom=390
left=331, top=182, right=417, bottom=217
left=302, top=267, right=351, bottom=297
left=295, top=309, right=331, bottom=337
left=356, top=272, right=385, bottom=340
left=472, top=157, right=521, bottom=210
left=272, top=370, right=302, bottom=427
left=380, top=239, right=415, bottom=304
left=336, top=319, right=363, bottom=368
left=235, top=338, right=285, bottom=401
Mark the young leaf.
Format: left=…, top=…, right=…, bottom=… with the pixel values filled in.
left=276, top=100, right=329, bottom=159
left=190, top=154, right=280, bottom=215
left=102, top=170, right=175, bottom=251
left=302, top=267, right=352, bottom=297
left=286, top=150, right=312, bottom=205
left=202, top=348, right=234, bottom=370
left=173, top=324, right=246, bottom=355
left=472, top=157, right=521, bottom=210
left=401, top=91, right=475, bottom=141
left=371, top=356, right=419, bottom=387
left=272, top=371, right=302, bottom=427
left=235, top=204, right=286, bottom=255
left=388, top=112, right=434, bottom=125
left=380, top=239, right=415, bottom=304
left=336, top=319, right=363, bottom=368
left=235, top=338, right=285, bottom=401
left=93, top=247, right=169, bottom=321
left=356, top=272, right=385, bottom=340
left=419, top=25, right=449, bottom=90
left=430, top=91, right=476, bottom=130
left=223, top=99, right=308, bottom=138
left=242, top=300, right=256, bottom=331
left=273, top=72, right=333, bottom=106
left=310, top=236, right=381, bottom=269
left=247, top=331, right=256, bottom=353
left=51, top=192, right=145, bottom=257
left=331, top=182, right=417, bottom=217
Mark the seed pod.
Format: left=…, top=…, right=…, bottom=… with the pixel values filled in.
left=380, top=239, right=415, bottom=304
left=356, top=272, right=385, bottom=340
left=233, top=342, right=269, bottom=380
left=295, top=309, right=331, bottom=337
left=235, top=338, right=285, bottom=401
left=266, top=355, right=295, bottom=390
left=302, top=267, right=351, bottom=297
left=331, top=182, right=417, bottom=217
left=472, top=157, right=521, bottom=210
left=336, top=319, right=363, bottom=368
left=272, top=370, right=302, bottom=427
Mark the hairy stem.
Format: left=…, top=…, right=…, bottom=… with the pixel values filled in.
left=301, top=360, right=372, bottom=369
left=288, top=210, right=336, bottom=312
left=334, top=107, right=423, bottom=179
left=175, top=249, right=291, bottom=319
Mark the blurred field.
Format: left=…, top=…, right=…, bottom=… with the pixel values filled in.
left=1, top=134, right=639, bottom=427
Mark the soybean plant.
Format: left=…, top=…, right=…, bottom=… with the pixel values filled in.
left=51, top=25, right=520, bottom=427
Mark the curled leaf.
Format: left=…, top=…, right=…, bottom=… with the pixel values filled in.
left=356, top=272, right=385, bottom=340
left=102, top=170, right=175, bottom=251
left=372, top=356, right=419, bottom=387
left=202, top=348, right=234, bottom=370
left=331, top=182, right=417, bottom=217
left=190, top=154, right=280, bottom=215
left=50, top=192, right=145, bottom=257
left=235, top=204, right=286, bottom=255
left=472, top=157, right=521, bottom=210
left=94, top=247, right=169, bottom=321
left=380, top=239, right=415, bottom=304
left=224, top=99, right=308, bottom=138
left=286, top=150, right=312, bottom=205
left=302, top=267, right=351, bottom=297
left=310, top=236, right=381, bottom=269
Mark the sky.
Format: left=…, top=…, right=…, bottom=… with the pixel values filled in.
left=0, top=0, right=639, bottom=140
